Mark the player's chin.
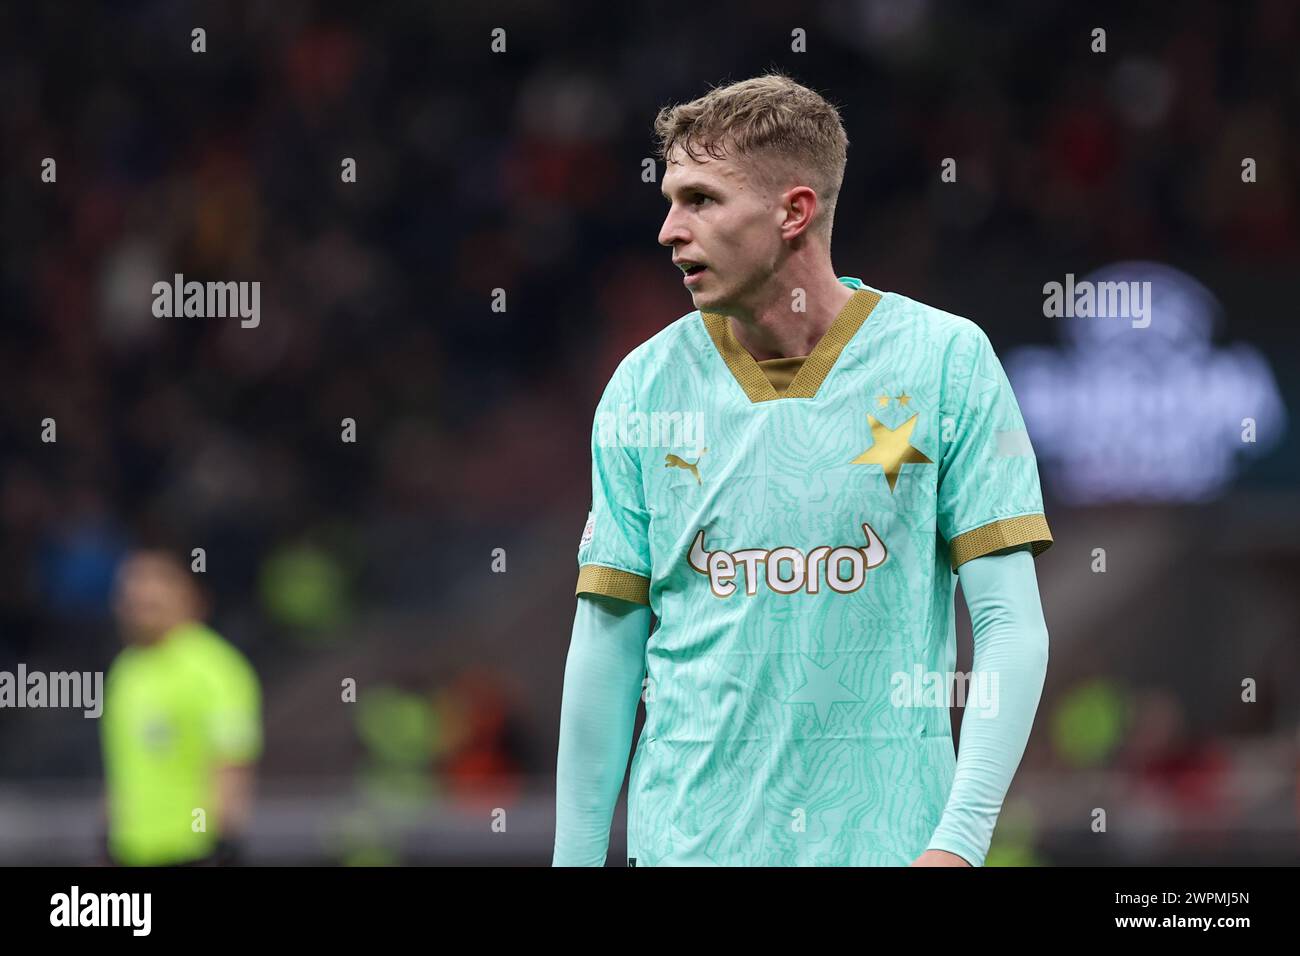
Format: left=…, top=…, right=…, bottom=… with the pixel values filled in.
left=688, top=280, right=720, bottom=303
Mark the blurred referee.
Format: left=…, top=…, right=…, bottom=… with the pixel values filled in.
left=100, top=549, right=262, bottom=865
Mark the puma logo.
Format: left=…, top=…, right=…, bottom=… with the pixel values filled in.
left=665, top=448, right=708, bottom=484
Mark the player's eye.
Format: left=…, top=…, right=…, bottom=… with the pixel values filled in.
left=691, top=192, right=713, bottom=206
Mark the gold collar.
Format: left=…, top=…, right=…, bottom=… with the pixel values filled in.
left=701, top=288, right=883, bottom=402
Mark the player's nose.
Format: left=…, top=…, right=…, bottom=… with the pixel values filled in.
left=658, top=207, right=690, bottom=248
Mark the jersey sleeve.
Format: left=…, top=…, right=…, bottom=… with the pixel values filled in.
left=936, top=326, right=1053, bottom=571
left=198, top=639, right=263, bottom=764
left=575, top=364, right=653, bottom=606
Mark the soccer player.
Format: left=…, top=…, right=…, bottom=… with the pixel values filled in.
left=100, top=550, right=262, bottom=865
left=552, top=72, right=1053, bottom=867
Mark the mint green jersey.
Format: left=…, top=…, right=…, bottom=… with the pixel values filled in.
left=575, top=276, right=1052, bottom=866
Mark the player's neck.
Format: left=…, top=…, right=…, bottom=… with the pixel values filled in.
left=725, top=273, right=855, bottom=361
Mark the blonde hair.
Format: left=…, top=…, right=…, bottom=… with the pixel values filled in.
left=653, top=71, right=849, bottom=242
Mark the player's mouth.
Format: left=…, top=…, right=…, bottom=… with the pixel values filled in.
left=677, top=261, right=708, bottom=286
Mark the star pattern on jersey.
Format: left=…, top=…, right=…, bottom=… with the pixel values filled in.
left=784, top=654, right=863, bottom=731
left=875, top=392, right=913, bottom=408
left=850, top=412, right=933, bottom=493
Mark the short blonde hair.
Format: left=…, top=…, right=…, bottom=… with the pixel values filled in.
left=653, top=71, right=849, bottom=241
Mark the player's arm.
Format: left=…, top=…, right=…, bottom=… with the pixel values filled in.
left=214, top=763, right=256, bottom=836
left=927, top=323, right=1053, bottom=866
left=553, top=594, right=652, bottom=866
left=921, top=543, right=1048, bottom=866
left=555, top=357, right=653, bottom=866
left=200, top=639, right=263, bottom=863
left=97, top=662, right=121, bottom=865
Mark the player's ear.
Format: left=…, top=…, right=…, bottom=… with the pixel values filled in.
left=779, top=185, right=819, bottom=240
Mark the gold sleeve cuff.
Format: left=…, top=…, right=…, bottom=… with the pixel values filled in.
left=576, top=565, right=651, bottom=606
left=948, top=513, right=1053, bottom=570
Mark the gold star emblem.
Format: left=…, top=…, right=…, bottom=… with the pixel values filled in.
left=876, top=393, right=890, bottom=408
left=850, top=413, right=933, bottom=493
left=896, top=392, right=911, bottom=407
